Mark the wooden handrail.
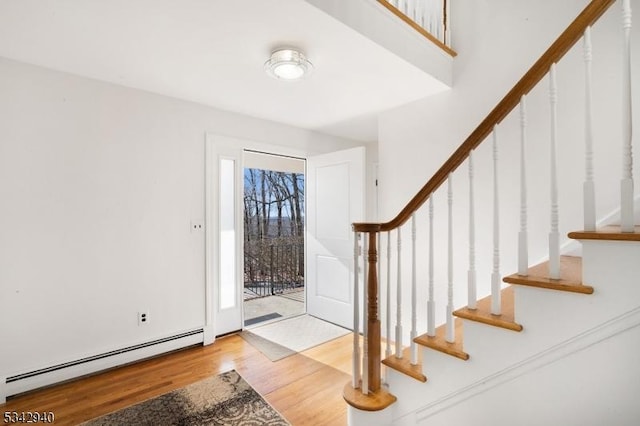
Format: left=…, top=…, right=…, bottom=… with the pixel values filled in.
left=354, top=0, right=616, bottom=234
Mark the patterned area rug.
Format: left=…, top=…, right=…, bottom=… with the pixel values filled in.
left=82, top=370, right=289, bottom=425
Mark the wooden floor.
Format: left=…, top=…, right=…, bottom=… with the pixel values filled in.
left=2, top=333, right=353, bottom=425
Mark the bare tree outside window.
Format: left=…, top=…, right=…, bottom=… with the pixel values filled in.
left=244, top=168, right=304, bottom=298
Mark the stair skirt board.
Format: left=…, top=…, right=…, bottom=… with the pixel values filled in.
left=1, top=329, right=204, bottom=403
left=401, top=306, right=640, bottom=423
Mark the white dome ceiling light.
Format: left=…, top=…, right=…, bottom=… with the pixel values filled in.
left=265, top=48, right=313, bottom=81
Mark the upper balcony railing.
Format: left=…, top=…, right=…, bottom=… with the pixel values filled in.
left=378, top=0, right=455, bottom=56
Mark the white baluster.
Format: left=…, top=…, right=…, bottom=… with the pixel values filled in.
left=424, top=0, right=433, bottom=35
left=445, top=0, right=451, bottom=46
left=422, top=0, right=429, bottom=32
left=435, top=0, right=443, bottom=41
left=410, top=214, right=418, bottom=364
left=378, top=231, right=381, bottom=307
left=362, top=233, right=369, bottom=394
left=468, top=150, right=477, bottom=310
left=519, top=95, right=529, bottom=276
left=492, top=127, right=502, bottom=315
left=549, top=63, right=561, bottom=280
left=427, top=196, right=436, bottom=337
left=446, top=174, right=455, bottom=343
left=395, top=227, right=403, bottom=358
left=378, top=232, right=384, bottom=384
left=416, top=0, right=425, bottom=28
left=621, top=0, right=634, bottom=233
left=386, top=231, right=392, bottom=359
left=428, top=0, right=436, bottom=36
left=583, top=27, right=597, bottom=232
left=352, top=232, right=361, bottom=389
left=421, top=0, right=432, bottom=31
left=383, top=233, right=390, bottom=387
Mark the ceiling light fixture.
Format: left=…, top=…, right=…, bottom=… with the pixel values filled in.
left=265, top=48, right=313, bottom=81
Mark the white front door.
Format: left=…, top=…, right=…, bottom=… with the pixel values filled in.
left=306, top=147, right=365, bottom=329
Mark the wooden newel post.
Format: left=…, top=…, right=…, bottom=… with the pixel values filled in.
left=367, top=230, right=381, bottom=391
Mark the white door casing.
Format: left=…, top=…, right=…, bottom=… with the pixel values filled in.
left=205, top=137, right=244, bottom=337
left=307, top=147, right=365, bottom=329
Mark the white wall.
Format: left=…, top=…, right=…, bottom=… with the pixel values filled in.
left=0, top=57, right=365, bottom=381
left=377, top=0, right=640, bottom=336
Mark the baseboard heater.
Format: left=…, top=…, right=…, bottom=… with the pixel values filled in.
left=2, top=328, right=204, bottom=401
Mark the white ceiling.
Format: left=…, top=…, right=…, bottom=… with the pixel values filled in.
left=0, top=0, right=449, bottom=143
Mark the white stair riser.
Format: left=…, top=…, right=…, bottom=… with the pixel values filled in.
left=513, top=286, right=599, bottom=349
left=385, top=348, right=469, bottom=417
left=581, top=240, right=640, bottom=292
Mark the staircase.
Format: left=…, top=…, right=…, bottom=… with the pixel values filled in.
left=382, top=236, right=640, bottom=425
left=344, top=0, right=639, bottom=424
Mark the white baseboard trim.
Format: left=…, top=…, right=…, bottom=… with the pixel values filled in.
left=414, top=305, right=640, bottom=423
left=0, top=376, right=6, bottom=405
left=2, top=329, right=203, bottom=402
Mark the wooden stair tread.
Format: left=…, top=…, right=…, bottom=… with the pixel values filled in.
left=503, top=255, right=593, bottom=294
left=414, top=318, right=469, bottom=360
left=343, top=381, right=397, bottom=411
left=569, top=225, right=640, bottom=241
left=381, top=346, right=427, bottom=383
left=453, top=286, right=523, bottom=332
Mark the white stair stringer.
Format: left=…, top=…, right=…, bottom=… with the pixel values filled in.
left=413, top=306, right=640, bottom=426
left=351, top=239, right=640, bottom=425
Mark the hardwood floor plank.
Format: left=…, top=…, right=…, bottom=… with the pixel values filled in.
left=2, top=333, right=351, bottom=425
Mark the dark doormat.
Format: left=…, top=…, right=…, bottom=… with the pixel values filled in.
left=244, top=312, right=282, bottom=327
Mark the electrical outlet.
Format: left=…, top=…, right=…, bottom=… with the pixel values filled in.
left=190, top=220, right=204, bottom=233
left=138, top=310, right=149, bottom=325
